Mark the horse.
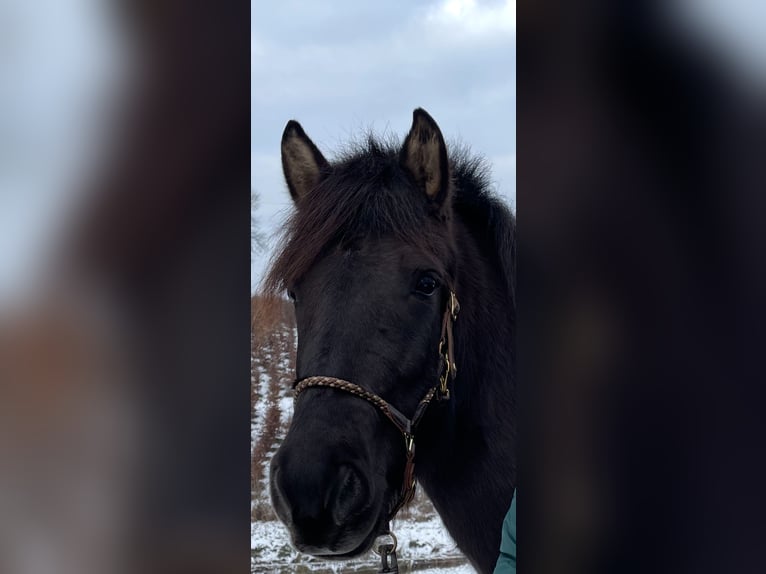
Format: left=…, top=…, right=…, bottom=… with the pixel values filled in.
left=265, top=108, right=516, bottom=573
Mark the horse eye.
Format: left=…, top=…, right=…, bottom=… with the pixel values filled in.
left=287, top=290, right=297, bottom=302
left=415, top=276, right=438, bottom=296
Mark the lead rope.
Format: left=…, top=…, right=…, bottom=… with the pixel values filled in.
left=293, top=290, right=460, bottom=573
left=373, top=532, right=399, bottom=573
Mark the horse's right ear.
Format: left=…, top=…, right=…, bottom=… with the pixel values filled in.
left=281, top=120, right=329, bottom=204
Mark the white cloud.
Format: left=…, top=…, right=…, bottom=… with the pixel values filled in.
left=425, top=0, right=516, bottom=40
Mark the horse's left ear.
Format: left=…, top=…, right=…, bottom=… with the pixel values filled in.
left=400, top=108, right=450, bottom=206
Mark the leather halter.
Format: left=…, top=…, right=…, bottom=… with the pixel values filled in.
left=292, top=290, right=460, bottom=520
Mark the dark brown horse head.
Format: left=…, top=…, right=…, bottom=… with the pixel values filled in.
left=267, top=109, right=459, bottom=557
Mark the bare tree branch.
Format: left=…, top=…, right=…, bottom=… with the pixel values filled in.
left=251, top=188, right=267, bottom=254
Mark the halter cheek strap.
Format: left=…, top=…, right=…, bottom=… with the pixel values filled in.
left=292, top=289, right=460, bottom=520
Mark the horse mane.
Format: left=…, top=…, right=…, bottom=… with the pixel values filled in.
left=450, top=147, right=516, bottom=312
left=263, top=133, right=516, bottom=315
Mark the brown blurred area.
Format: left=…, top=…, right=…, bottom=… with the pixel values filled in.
left=519, top=1, right=766, bottom=573
left=0, top=1, right=250, bottom=573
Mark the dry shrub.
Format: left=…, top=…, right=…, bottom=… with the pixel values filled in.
left=251, top=293, right=283, bottom=350
left=251, top=293, right=296, bottom=522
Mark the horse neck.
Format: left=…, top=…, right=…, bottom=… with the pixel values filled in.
left=413, top=216, right=516, bottom=572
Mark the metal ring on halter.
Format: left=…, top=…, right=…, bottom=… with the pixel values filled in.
left=372, top=531, right=398, bottom=555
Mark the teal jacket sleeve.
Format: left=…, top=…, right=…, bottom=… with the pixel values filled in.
left=493, top=490, right=516, bottom=574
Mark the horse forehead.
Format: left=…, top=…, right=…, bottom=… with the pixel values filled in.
left=304, top=246, right=403, bottom=300
left=311, top=240, right=434, bottom=288
left=335, top=241, right=407, bottom=267
left=333, top=248, right=398, bottom=281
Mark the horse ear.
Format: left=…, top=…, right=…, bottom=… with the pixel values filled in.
left=281, top=120, right=329, bottom=203
left=400, top=108, right=450, bottom=205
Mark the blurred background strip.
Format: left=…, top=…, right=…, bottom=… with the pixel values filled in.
left=519, top=1, right=766, bottom=573
left=0, top=1, right=251, bottom=573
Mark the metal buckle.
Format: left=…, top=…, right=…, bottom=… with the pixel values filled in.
left=405, top=434, right=415, bottom=454
left=372, top=531, right=398, bottom=556
left=373, top=531, right=399, bottom=574
left=449, top=291, right=459, bottom=321
left=438, top=372, right=451, bottom=401
left=438, top=340, right=452, bottom=400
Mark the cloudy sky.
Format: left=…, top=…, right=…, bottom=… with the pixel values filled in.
left=251, top=0, right=517, bottom=291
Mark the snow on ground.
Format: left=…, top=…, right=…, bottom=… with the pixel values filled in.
left=251, top=520, right=292, bottom=564
left=251, top=367, right=271, bottom=441
left=387, top=515, right=462, bottom=560
left=252, top=514, right=475, bottom=573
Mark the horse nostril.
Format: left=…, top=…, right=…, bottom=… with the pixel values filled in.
left=328, top=465, right=369, bottom=526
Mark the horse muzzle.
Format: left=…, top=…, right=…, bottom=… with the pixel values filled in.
left=270, top=454, right=383, bottom=556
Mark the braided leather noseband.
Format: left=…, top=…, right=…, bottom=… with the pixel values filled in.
left=292, top=290, right=460, bottom=521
